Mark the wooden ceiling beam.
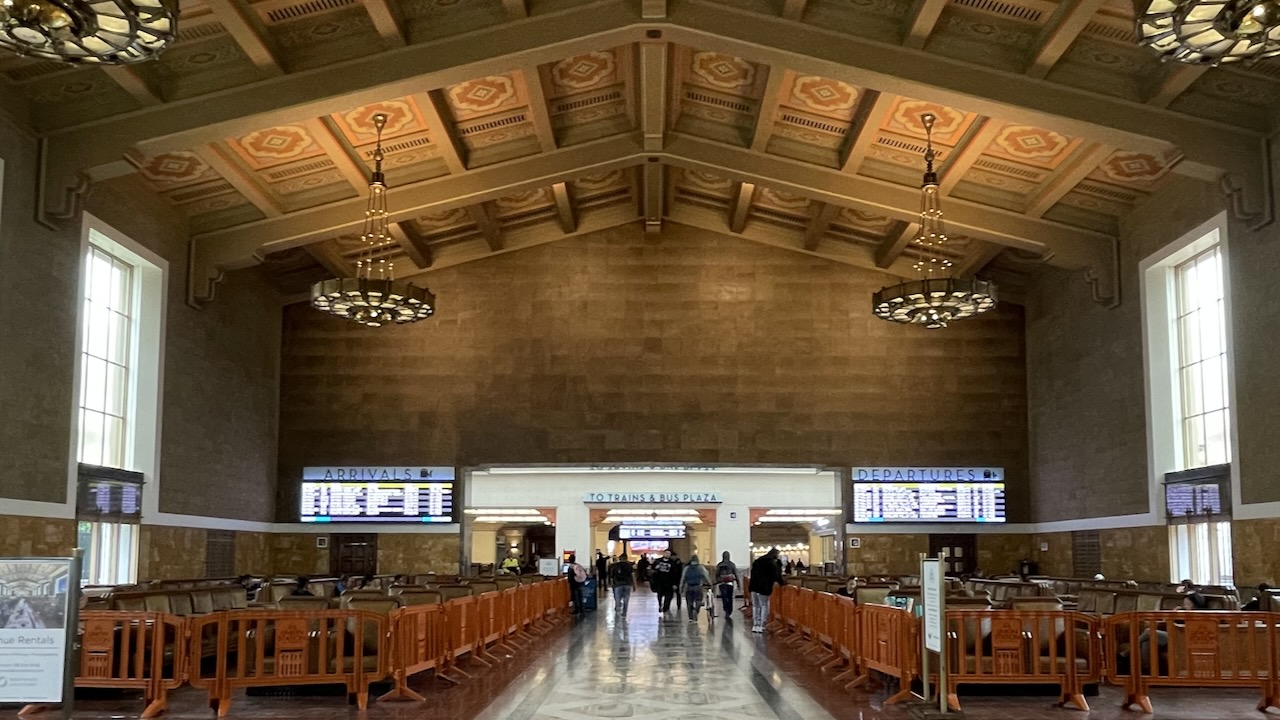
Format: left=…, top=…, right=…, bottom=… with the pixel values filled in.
left=954, top=240, right=1004, bottom=277
left=389, top=222, right=432, bottom=270
left=306, top=117, right=370, bottom=191
left=728, top=180, right=756, bottom=233
left=203, top=0, right=283, bottom=76
left=413, top=90, right=467, bottom=174
left=102, top=66, right=163, bottom=106
left=1026, top=0, right=1109, bottom=79
left=803, top=202, right=841, bottom=251
left=305, top=239, right=357, bottom=278
left=468, top=203, right=504, bottom=251
left=640, top=40, right=668, bottom=152
left=519, top=62, right=558, bottom=152
left=781, top=0, right=807, bottom=21
left=1148, top=65, right=1210, bottom=108
left=661, top=2, right=1264, bottom=182
left=361, top=0, right=406, bottom=46
left=1024, top=142, right=1115, bottom=217
left=904, top=0, right=949, bottom=49
left=199, top=143, right=283, bottom=218
left=552, top=181, right=578, bottom=233
left=875, top=221, right=916, bottom=268
left=642, top=162, right=665, bottom=232
left=840, top=90, right=896, bottom=174
left=750, top=65, right=786, bottom=152
left=938, top=117, right=1003, bottom=195
left=662, top=133, right=1111, bottom=270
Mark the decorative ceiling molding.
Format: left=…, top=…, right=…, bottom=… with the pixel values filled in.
left=728, top=180, right=756, bottom=233
left=204, top=0, right=285, bottom=76
left=551, top=181, right=577, bottom=233
left=1026, top=0, right=1109, bottom=79
left=360, top=0, right=405, bottom=46
left=904, top=0, right=949, bottom=49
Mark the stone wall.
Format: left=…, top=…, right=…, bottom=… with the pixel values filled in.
left=845, top=534, right=929, bottom=576
left=235, top=531, right=273, bottom=574
left=138, top=525, right=207, bottom=580
left=268, top=534, right=329, bottom=575
left=378, top=534, right=461, bottom=575
left=1233, top=518, right=1280, bottom=589
left=0, top=116, right=281, bottom=522
left=0, top=515, right=77, bottom=557
left=278, top=222, right=1030, bottom=521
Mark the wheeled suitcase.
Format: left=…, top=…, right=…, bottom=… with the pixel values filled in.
left=581, top=577, right=598, bottom=611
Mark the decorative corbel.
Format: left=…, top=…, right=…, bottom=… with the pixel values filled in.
left=1219, top=134, right=1276, bottom=232
left=186, top=236, right=227, bottom=308
left=1081, top=235, right=1120, bottom=310
left=35, top=143, right=91, bottom=231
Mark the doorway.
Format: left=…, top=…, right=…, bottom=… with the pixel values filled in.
left=329, top=534, right=378, bottom=577
left=929, top=533, right=976, bottom=576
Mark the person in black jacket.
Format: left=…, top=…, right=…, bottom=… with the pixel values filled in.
left=749, top=548, right=785, bottom=634
left=651, top=550, right=677, bottom=613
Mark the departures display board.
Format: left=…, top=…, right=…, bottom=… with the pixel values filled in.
left=851, top=467, right=1006, bottom=523
left=300, top=467, right=455, bottom=523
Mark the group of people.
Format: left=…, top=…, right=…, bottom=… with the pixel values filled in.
left=562, top=546, right=792, bottom=634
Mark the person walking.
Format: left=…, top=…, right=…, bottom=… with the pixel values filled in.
left=566, top=554, right=587, bottom=616
left=671, top=551, right=684, bottom=612
left=749, top=548, right=785, bottom=634
left=636, top=555, right=651, bottom=583
left=679, top=555, right=709, bottom=622
left=652, top=550, right=677, bottom=613
left=610, top=552, right=638, bottom=616
left=714, top=551, right=739, bottom=618
left=595, top=550, right=609, bottom=591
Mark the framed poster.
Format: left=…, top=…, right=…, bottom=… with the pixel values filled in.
left=921, top=558, right=944, bottom=654
left=538, top=558, right=560, bottom=577
left=0, top=558, right=75, bottom=703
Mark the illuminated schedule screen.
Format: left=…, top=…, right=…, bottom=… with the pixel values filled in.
left=300, top=467, right=456, bottom=523
left=853, top=482, right=1006, bottom=523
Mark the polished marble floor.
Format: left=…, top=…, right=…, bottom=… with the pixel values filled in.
left=47, top=590, right=1276, bottom=719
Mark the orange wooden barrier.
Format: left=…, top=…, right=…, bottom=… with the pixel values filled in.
left=848, top=603, right=918, bottom=703
left=1104, top=611, right=1280, bottom=713
left=187, top=609, right=389, bottom=717
left=828, top=595, right=860, bottom=683
left=443, top=595, right=487, bottom=676
left=945, top=609, right=1100, bottom=712
left=380, top=602, right=449, bottom=700
left=51, top=611, right=187, bottom=718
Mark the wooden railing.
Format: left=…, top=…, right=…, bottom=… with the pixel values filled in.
left=28, top=578, right=569, bottom=717
left=946, top=609, right=1101, bottom=712
left=1104, top=611, right=1280, bottom=713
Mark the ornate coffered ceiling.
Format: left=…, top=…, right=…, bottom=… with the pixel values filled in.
left=5, top=0, right=1275, bottom=308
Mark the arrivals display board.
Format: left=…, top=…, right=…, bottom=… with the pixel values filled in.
left=851, top=467, right=1006, bottom=523
left=300, top=467, right=456, bottom=523
left=1165, top=482, right=1223, bottom=517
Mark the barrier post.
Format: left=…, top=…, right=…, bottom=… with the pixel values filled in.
left=919, top=553, right=930, bottom=706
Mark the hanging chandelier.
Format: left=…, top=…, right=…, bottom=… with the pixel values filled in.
left=0, top=0, right=176, bottom=64
left=311, top=113, right=436, bottom=328
left=1136, top=0, right=1280, bottom=64
left=872, top=113, right=997, bottom=330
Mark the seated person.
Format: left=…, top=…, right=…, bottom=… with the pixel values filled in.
left=1242, top=583, right=1271, bottom=611
left=1117, top=592, right=1209, bottom=674
left=290, top=576, right=315, bottom=597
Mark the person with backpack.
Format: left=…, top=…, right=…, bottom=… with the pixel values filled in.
left=609, top=552, right=638, bottom=616
left=651, top=550, right=677, bottom=613
left=679, top=555, right=709, bottom=622
left=565, top=554, right=587, bottom=616
left=714, top=551, right=739, bottom=617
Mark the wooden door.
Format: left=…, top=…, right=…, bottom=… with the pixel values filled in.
left=329, top=534, right=378, bottom=577
left=929, top=534, right=976, bottom=576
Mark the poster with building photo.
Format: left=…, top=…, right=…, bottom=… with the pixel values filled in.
left=0, top=559, right=74, bottom=703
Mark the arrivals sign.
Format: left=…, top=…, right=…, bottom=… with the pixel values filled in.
left=0, top=558, right=75, bottom=703
left=583, top=492, right=722, bottom=503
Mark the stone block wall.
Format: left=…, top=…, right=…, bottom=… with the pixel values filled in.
left=378, top=534, right=461, bottom=575
left=138, top=525, right=207, bottom=580
left=0, top=515, right=77, bottom=557
left=278, top=223, right=1030, bottom=521
left=267, top=534, right=329, bottom=575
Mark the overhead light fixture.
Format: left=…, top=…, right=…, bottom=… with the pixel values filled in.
left=464, top=508, right=543, bottom=515
left=872, top=113, right=997, bottom=329
left=0, top=0, right=176, bottom=64
left=764, top=509, right=843, bottom=516
left=312, top=113, right=436, bottom=328
left=1136, top=0, right=1280, bottom=64
left=472, top=515, right=551, bottom=524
